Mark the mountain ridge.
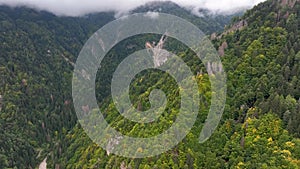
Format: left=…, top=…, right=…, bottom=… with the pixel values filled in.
left=1, top=0, right=300, bottom=168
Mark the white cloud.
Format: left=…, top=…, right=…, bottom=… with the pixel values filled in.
left=175, top=0, right=266, bottom=12
left=144, top=11, right=159, bottom=19
left=0, top=0, right=267, bottom=17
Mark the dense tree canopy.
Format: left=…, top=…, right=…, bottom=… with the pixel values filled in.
left=1, top=0, right=300, bottom=168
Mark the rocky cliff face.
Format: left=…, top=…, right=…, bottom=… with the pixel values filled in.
left=0, top=95, right=2, bottom=111
left=145, top=34, right=171, bottom=68
left=279, top=0, right=299, bottom=7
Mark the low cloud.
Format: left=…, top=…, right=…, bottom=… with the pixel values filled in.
left=144, top=11, right=160, bottom=19
left=176, top=0, right=266, bottom=14
left=0, top=0, right=266, bottom=17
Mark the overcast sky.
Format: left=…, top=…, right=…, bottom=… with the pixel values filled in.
left=0, top=0, right=267, bottom=17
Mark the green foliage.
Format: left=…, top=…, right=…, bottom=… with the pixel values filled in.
left=0, top=6, right=114, bottom=168
left=2, top=0, right=300, bottom=168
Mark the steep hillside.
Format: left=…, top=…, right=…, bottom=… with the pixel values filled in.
left=215, top=0, right=300, bottom=136
left=0, top=4, right=236, bottom=168
left=1, top=0, right=300, bottom=168
left=0, top=6, right=114, bottom=168
left=56, top=0, right=300, bottom=168
left=132, top=1, right=241, bottom=34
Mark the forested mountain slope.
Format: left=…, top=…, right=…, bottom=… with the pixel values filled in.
left=56, top=0, right=300, bottom=168
left=1, top=0, right=300, bottom=168
left=217, top=0, right=300, bottom=136
left=0, top=4, right=237, bottom=169
left=132, top=1, right=241, bottom=34
left=0, top=6, right=115, bottom=168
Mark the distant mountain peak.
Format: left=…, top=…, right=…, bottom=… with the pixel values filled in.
left=131, top=1, right=183, bottom=13
left=143, top=0, right=180, bottom=8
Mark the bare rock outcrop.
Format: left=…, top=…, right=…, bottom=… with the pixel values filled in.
left=145, top=33, right=171, bottom=67
left=218, top=41, right=228, bottom=57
